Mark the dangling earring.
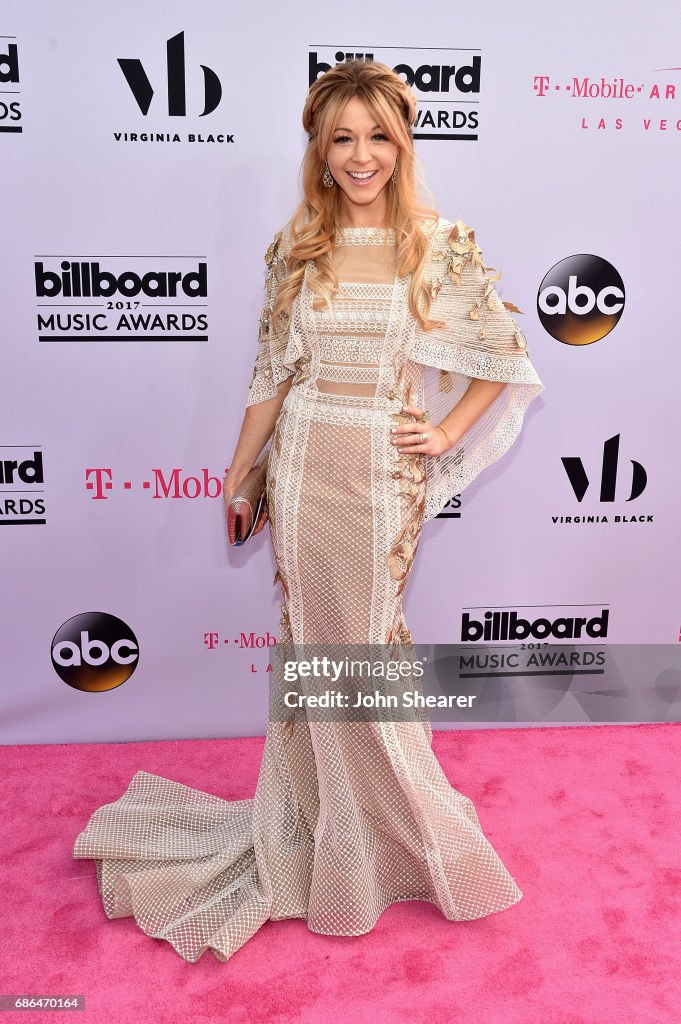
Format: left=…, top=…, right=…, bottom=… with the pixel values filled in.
left=322, top=162, right=334, bottom=188
left=391, top=155, right=399, bottom=186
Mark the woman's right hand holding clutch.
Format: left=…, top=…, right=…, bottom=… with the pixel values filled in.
left=223, top=461, right=270, bottom=545
left=224, top=390, right=287, bottom=545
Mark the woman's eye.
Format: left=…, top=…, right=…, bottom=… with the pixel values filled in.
left=332, top=133, right=389, bottom=144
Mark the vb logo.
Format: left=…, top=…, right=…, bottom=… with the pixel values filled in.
left=562, top=434, right=646, bottom=502
left=118, top=31, right=222, bottom=116
left=537, top=255, right=625, bottom=345
left=51, top=612, right=139, bottom=691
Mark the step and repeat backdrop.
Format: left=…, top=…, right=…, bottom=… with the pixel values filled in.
left=2, top=2, right=679, bottom=742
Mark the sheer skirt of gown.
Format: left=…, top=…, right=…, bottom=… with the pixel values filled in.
left=72, top=225, right=523, bottom=963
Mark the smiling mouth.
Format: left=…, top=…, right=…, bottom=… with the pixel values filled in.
left=347, top=170, right=378, bottom=182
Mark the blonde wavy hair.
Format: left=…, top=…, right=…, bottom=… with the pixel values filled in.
left=273, top=59, right=446, bottom=332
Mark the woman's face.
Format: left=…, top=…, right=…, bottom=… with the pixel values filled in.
left=325, top=96, right=399, bottom=220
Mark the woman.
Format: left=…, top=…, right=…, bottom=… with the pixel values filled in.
left=73, top=60, right=543, bottom=963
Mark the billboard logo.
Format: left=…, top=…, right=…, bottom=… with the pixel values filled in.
left=308, top=47, right=482, bottom=141
left=51, top=612, right=140, bottom=692
left=34, top=255, right=209, bottom=343
left=461, top=607, right=610, bottom=642
left=436, top=493, right=462, bottom=519
left=538, top=255, right=625, bottom=345
left=0, top=447, right=45, bottom=525
left=35, top=260, right=207, bottom=299
left=118, top=30, right=222, bottom=116
left=0, top=39, right=22, bottom=132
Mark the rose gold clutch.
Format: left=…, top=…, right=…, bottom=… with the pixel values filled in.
left=227, top=452, right=269, bottom=546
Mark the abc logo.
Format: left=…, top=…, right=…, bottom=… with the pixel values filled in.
left=51, top=612, right=139, bottom=692
left=537, top=255, right=625, bottom=345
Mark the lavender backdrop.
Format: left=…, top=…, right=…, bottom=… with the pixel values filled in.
left=2, top=0, right=679, bottom=742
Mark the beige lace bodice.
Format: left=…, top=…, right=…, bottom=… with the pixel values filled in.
left=246, top=218, right=544, bottom=522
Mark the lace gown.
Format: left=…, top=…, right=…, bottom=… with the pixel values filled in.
left=72, top=219, right=543, bottom=963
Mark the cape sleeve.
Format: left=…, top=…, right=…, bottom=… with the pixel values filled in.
left=244, top=224, right=296, bottom=406
left=409, top=218, right=545, bottom=523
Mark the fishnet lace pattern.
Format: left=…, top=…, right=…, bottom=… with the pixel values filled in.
left=72, top=218, right=538, bottom=963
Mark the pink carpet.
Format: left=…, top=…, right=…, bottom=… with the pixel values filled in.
left=1, top=723, right=678, bottom=1024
